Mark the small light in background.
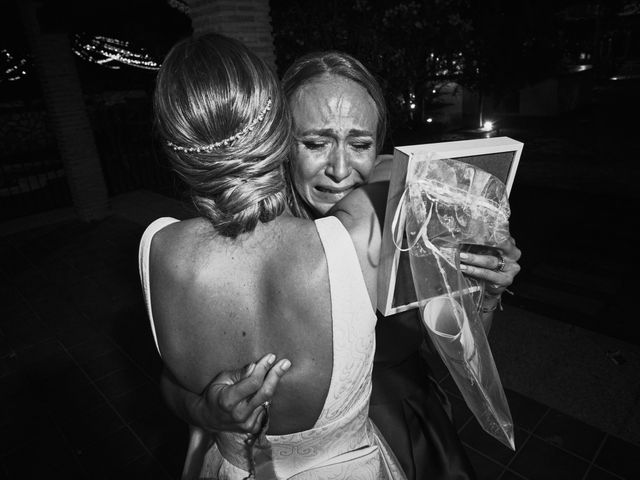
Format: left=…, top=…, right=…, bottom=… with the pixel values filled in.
left=483, top=121, right=494, bottom=131
left=409, top=103, right=416, bottom=110
left=426, top=117, right=433, bottom=123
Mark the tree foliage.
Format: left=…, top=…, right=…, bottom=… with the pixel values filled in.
left=271, top=0, right=567, bottom=134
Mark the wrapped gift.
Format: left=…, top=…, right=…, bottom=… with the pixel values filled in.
left=376, top=137, right=523, bottom=450
left=377, top=136, right=522, bottom=316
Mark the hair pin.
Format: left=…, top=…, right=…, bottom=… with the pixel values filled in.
left=167, top=98, right=272, bottom=153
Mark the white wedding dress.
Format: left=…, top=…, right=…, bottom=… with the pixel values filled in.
left=139, top=216, right=407, bottom=479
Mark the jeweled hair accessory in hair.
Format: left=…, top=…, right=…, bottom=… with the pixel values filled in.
left=167, top=98, right=272, bottom=153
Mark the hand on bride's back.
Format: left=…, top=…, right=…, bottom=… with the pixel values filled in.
left=204, top=353, right=291, bottom=434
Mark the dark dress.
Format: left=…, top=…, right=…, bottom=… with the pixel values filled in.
left=369, top=308, right=477, bottom=480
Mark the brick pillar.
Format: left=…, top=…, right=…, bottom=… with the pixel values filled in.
left=187, top=0, right=277, bottom=69
left=18, top=0, right=109, bottom=222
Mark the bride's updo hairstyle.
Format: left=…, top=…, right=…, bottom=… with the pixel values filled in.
left=154, top=33, right=291, bottom=238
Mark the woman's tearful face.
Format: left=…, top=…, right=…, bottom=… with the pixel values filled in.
left=290, top=75, right=379, bottom=216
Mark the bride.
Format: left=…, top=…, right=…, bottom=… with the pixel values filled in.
left=139, top=33, right=406, bottom=479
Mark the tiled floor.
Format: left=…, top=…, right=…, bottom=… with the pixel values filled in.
left=1, top=211, right=639, bottom=479
left=433, top=359, right=639, bottom=480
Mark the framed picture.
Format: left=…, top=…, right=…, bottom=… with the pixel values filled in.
left=377, top=136, right=524, bottom=316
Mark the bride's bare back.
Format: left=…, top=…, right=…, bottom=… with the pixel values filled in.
left=149, top=192, right=380, bottom=435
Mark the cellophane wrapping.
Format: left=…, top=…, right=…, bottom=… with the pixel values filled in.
left=398, top=154, right=515, bottom=450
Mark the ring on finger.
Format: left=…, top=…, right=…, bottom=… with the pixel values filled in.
left=494, top=253, right=506, bottom=272
left=261, top=400, right=271, bottom=411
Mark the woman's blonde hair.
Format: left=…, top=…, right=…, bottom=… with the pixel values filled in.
left=154, top=33, right=291, bottom=237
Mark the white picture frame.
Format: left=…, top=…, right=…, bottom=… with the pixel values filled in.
left=377, top=136, right=524, bottom=316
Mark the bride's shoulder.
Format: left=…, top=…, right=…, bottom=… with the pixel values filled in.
left=149, top=217, right=211, bottom=274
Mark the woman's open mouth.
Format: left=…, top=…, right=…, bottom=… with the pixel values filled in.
left=315, top=185, right=354, bottom=195
left=314, top=186, right=355, bottom=203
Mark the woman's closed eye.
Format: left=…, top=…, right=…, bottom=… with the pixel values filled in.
left=301, top=140, right=327, bottom=150
left=351, top=141, right=373, bottom=152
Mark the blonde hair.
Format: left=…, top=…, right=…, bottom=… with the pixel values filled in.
left=154, top=34, right=292, bottom=237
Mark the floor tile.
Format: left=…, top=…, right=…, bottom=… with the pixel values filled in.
left=56, top=323, right=104, bottom=349
left=152, top=437, right=188, bottom=479
left=0, top=247, right=29, bottom=273
left=73, top=298, right=123, bottom=326
left=68, top=335, right=118, bottom=365
left=9, top=265, right=49, bottom=295
left=104, top=453, right=172, bottom=480
left=12, top=273, right=60, bottom=303
left=0, top=355, right=18, bottom=381
left=464, top=446, right=506, bottom=480
left=594, top=434, right=640, bottom=479
left=508, top=435, right=590, bottom=480
left=533, top=408, right=605, bottom=461
left=31, top=296, right=88, bottom=330
left=0, top=408, right=55, bottom=455
left=2, top=310, right=56, bottom=349
left=34, top=361, right=93, bottom=395
left=55, top=403, right=126, bottom=452
left=38, top=258, right=83, bottom=287
left=459, top=418, right=523, bottom=465
left=76, top=427, right=147, bottom=471
left=505, top=389, right=549, bottom=432
left=90, top=270, right=139, bottom=301
left=1, top=423, right=86, bottom=479
left=52, top=386, right=107, bottom=416
left=0, top=291, right=30, bottom=318
left=584, top=465, right=627, bottom=480
left=129, top=407, right=188, bottom=451
left=80, top=348, right=137, bottom=381
left=52, top=275, right=104, bottom=309
left=0, top=280, right=26, bottom=312
left=94, top=366, right=150, bottom=400
left=0, top=370, right=28, bottom=399
left=15, top=339, right=73, bottom=371
left=110, top=383, right=166, bottom=424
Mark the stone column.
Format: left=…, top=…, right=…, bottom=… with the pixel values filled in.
left=17, top=0, right=109, bottom=222
left=187, top=0, right=277, bottom=69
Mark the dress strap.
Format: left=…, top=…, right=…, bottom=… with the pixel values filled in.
left=313, top=216, right=377, bottom=426
left=314, top=216, right=372, bottom=313
left=138, top=217, right=180, bottom=356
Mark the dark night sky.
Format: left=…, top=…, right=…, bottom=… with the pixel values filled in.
left=2, top=1, right=637, bottom=101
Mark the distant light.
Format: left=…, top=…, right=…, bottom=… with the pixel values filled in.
left=426, top=117, right=433, bottom=123
left=410, top=103, right=416, bottom=110
left=483, top=121, right=494, bottom=131
left=432, top=89, right=437, bottom=94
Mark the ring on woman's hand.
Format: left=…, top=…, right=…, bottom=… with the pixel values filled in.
left=494, top=253, right=506, bottom=272
left=261, top=401, right=271, bottom=410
